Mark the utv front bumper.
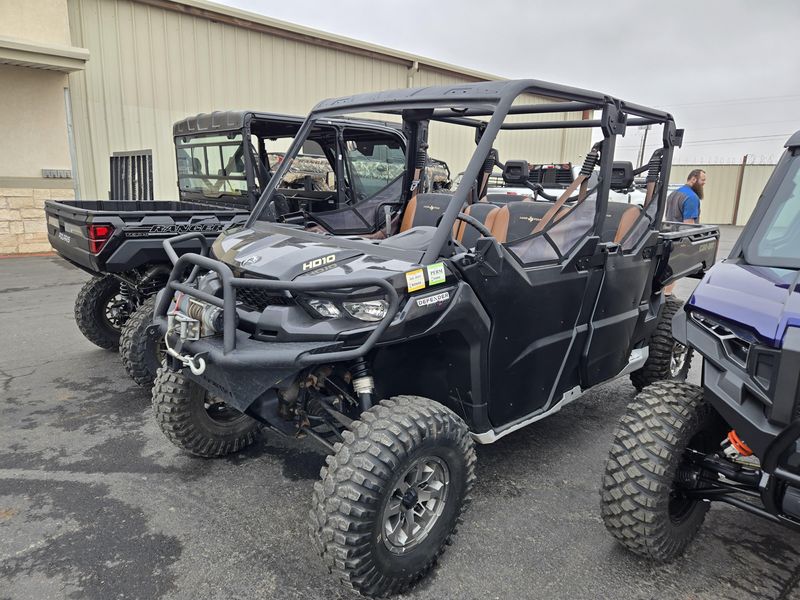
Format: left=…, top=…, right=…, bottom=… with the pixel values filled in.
left=154, top=233, right=400, bottom=411
left=673, top=309, right=800, bottom=456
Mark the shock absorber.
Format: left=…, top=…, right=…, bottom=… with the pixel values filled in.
left=350, top=358, right=374, bottom=412
left=721, top=430, right=753, bottom=459
left=117, top=280, right=136, bottom=322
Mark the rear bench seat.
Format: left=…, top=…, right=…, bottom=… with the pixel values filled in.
left=602, top=202, right=642, bottom=243
left=489, top=200, right=556, bottom=243
left=400, top=195, right=643, bottom=250
left=488, top=199, right=643, bottom=245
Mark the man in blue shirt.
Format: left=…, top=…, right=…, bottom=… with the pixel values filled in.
left=665, top=169, right=706, bottom=223
left=664, top=169, right=707, bottom=296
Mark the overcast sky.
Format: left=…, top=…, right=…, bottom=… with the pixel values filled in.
left=222, top=0, right=799, bottom=165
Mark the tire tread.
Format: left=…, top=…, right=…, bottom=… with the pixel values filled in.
left=600, top=380, right=711, bottom=560
left=120, top=295, right=159, bottom=387
left=630, top=296, right=694, bottom=390
left=309, top=395, right=476, bottom=597
left=152, top=367, right=262, bottom=457
left=74, top=275, right=123, bottom=350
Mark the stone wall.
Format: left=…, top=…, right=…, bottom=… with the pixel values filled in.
left=0, top=187, right=74, bottom=255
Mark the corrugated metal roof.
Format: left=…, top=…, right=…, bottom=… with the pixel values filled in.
left=136, top=0, right=502, bottom=82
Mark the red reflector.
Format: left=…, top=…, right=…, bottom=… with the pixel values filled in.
left=87, top=224, right=114, bottom=254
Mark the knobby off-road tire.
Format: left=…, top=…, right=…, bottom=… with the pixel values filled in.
left=74, top=274, right=127, bottom=350
left=309, top=396, right=477, bottom=597
left=152, top=367, right=263, bottom=457
left=630, top=296, right=694, bottom=390
left=120, top=296, right=162, bottom=387
left=601, top=380, right=724, bottom=561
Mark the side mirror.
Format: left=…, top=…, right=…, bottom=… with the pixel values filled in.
left=503, top=160, right=530, bottom=185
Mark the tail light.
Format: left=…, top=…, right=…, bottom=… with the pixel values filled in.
left=87, top=224, right=114, bottom=253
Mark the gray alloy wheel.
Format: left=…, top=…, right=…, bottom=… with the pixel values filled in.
left=381, top=455, right=450, bottom=555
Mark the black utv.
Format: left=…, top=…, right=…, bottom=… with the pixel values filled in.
left=150, top=79, right=719, bottom=596
left=601, top=131, right=800, bottom=561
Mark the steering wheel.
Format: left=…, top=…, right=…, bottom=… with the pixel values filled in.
left=455, top=212, right=494, bottom=238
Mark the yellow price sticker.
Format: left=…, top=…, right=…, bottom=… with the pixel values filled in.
left=405, top=269, right=426, bottom=292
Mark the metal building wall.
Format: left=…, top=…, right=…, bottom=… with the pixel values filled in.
left=734, top=165, right=778, bottom=225
left=669, top=163, right=776, bottom=225
left=66, top=0, right=591, bottom=200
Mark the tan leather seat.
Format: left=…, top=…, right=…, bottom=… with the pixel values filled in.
left=489, top=200, right=555, bottom=243
left=487, top=199, right=644, bottom=248
left=455, top=202, right=501, bottom=247
left=613, top=205, right=643, bottom=244
left=552, top=201, right=644, bottom=244
left=400, top=193, right=455, bottom=232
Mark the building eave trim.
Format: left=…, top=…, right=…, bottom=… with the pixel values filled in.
left=0, top=35, right=89, bottom=73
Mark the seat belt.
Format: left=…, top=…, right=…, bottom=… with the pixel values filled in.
left=409, top=142, right=428, bottom=201
left=533, top=145, right=600, bottom=234
left=641, top=149, right=664, bottom=210
left=476, top=149, right=498, bottom=201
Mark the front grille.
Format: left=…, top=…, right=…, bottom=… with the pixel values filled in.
left=692, top=312, right=751, bottom=368
left=236, top=288, right=294, bottom=312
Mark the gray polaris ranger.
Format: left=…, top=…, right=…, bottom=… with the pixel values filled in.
left=150, top=79, right=719, bottom=596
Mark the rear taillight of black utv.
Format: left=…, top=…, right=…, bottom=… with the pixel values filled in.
left=87, top=224, right=114, bottom=253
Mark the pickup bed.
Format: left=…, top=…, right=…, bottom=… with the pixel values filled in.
left=657, top=221, right=720, bottom=286
left=45, top=199, right=248, bottom=275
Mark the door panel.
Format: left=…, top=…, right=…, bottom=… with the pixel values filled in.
left=581, top=234, right=659, bottom=387
left=458, top=241, right=602, bottom=428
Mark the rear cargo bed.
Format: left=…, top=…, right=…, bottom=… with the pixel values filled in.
left=658, top=221, right=720, bottom=285
left=45, top=199, right=248, bottom=274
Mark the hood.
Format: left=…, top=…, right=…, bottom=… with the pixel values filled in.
left=211, top=226, right=421, bottom=281
left=688, top=260, right=800, bottom=346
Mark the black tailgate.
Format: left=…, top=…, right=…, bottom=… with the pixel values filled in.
left=45, top=199, right=248, bottom=274
left=656, top=222, right=720, bottom=286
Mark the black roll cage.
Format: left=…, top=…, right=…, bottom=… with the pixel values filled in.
left=246, top=79, right=683, bottom=264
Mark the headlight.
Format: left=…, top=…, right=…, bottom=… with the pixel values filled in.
left=343, top=299, right=389, bottom=322
left=307, top=298, right=341, bottom=319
